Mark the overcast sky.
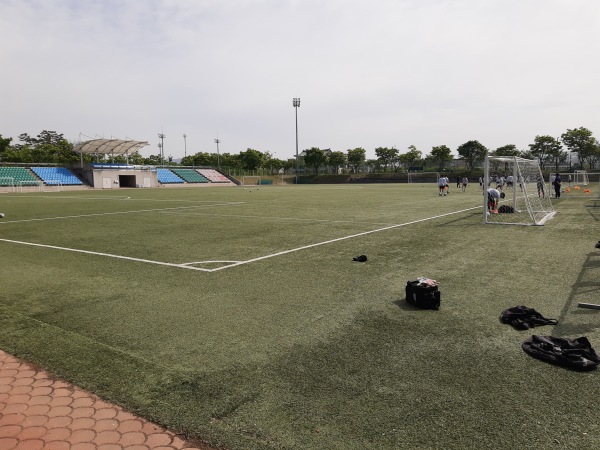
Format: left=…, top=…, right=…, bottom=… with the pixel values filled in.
left=1, top=0, right=599, bottom=160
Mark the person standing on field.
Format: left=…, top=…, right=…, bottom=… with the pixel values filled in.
left=462, top=177, right=468, bottom=192
left=438, top=175, right=447, bottom=196
left=553, top=173, right=562, bottom=199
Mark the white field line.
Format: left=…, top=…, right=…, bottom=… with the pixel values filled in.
left=0, top=238, right=215, bottom=272
left=0, top=205, right=480, bottom=272
left=207, top=205, right=480, bottom=271
left=160, top=211, right=393, bottom=226
left=0, top=202, right=245, bottom=224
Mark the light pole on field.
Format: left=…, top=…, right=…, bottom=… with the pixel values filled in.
left=293, top=97, right=300, bottom=184
left=158, top=133, right=166, bottom=166
left=183, top=133, right=187, bottom=159
left=214, top=137, right=221, bottom=171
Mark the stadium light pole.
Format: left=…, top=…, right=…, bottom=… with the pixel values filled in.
left=183, top=133, right=187, bottom=159
left=158, top=133, right=166, bottom=166
left=293, top=97, right=300, bottom=184
left=214, top=137, right=221, bottom=171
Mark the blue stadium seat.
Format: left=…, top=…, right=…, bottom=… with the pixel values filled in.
left=31, top=167, right=83, bottom=185
left=156, top=168, right=185, bottom=184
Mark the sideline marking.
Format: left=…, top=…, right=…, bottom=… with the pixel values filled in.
left=0, top=238, right=214, bottom=271
left=0, top=202, right=245, bottom=224
left=208, top=205, right=480, bottom=271
left=0, top=205, right=480, bottom=272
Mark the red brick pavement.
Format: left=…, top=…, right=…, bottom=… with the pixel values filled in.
left=0, top=350, right=218, bottom=450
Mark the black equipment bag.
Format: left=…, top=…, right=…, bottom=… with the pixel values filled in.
left=405, top=281, right=440, bottom=310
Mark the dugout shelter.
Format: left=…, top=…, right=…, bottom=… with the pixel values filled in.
left=73, top=139, right=158, bottom=189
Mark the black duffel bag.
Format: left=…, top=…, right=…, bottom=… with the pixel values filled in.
left=406, top=280, right=441, bottom=310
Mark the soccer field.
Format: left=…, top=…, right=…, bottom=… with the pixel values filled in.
left=1, top=184, right=599, bottom=449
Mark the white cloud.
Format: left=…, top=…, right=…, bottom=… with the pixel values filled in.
left=1, top=0, right=599, bottom=159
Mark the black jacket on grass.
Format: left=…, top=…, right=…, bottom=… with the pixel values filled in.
left=500, top=306, right=557, bottom=330
left=522, top=335, right=600, bottom=371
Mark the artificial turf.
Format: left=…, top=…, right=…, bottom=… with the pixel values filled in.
left=1, top=184, right=599, bottom=449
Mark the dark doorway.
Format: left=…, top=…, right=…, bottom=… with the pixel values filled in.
left=119, top=175, right=136, bottom=188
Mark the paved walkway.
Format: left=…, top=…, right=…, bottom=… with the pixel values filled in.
left=0, top=350, right=216, bottom=450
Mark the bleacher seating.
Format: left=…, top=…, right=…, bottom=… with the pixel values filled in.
left=31, top=167, right=83, bottom=185
left=156, top=168, right=185, bottom=184
left=171, top=169, right=209, bottom=183
left=0, top=167, right=39, bottom=186
left=198, top=169, right=230, bottom=183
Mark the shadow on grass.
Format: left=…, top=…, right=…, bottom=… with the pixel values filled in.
left=392, top=298, right=440, bottom=312
left=584, top=199, right=600, bottom=221
left=554, top=251, right=600, bottom=336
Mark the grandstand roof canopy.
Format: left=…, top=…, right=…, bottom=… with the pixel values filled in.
left=73, top=139, right=149, bottom=156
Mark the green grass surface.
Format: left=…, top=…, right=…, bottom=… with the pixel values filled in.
left=1, top=184, right=600, bottom=449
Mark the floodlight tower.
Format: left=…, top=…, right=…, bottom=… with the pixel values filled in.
left=183, top=133, right=187, bottom=159
left=214, top=137, right=221, bottom=170
left=293, top=97, right=300, bottom=184
left=158, top=133, right=166, bottom=166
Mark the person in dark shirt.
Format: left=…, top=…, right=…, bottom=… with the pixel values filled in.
left=553, top=173, right=562, bottom=199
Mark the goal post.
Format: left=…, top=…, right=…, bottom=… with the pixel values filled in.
left=241, top=176, right=261, bottom=186
left=484, top=156, right=555, bottom=226
left=574, top=170, right=589, bottom=186
left=43, top=180, right=63, bottom=192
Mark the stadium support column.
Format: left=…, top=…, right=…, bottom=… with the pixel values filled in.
left=293, top=97, right=300, bottom=184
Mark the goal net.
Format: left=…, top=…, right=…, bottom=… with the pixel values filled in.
left=17, top=180, right=43, bottom=192
left=43, top=180, right=63, bottom=192
left=0, top=177, right=15, bottom=192
left=484, top=156, right=555, bottom=226
left=574, top=170, right=590, bottom=186
left=241, top=176, right=261, bottom=186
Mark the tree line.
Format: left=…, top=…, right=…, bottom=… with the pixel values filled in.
left=1, top=127, right=598, bottom=174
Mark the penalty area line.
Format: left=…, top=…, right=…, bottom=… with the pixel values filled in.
left=0, top=238, right=213, bottom=272
left=0, top=205, right=480, bottom=273
left=209, top=205, right=481, bottom=271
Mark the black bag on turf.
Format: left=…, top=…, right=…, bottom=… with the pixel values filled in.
left=405, top=281, right=440, bottom=310
left=498, top=205, right=515, bottom=213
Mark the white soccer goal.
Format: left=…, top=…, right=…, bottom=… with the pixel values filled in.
left=574, top=170, right=590, bottom=186
left=241, top=176, right=261, bottom=186
left=484, top=156, right=555, bottom=226
left=0, top=177, right=15, bottom=192
left=43, top=180, right=63, bottom=192
left=548, top=171, right=595, bottom=198
left=17, top=180, right=43, bottom=192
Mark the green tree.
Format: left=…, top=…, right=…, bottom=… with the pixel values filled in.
left=238, top=148, right=265, bottom=171
left=303, top=147, right=327, bottom=174
left=328, top=151, right=347, bottom=174
left=456, top=140, right=488, bottom=170
left=492, top=144, right=520, bottom=157
left=561, top=127, right=597, bottom=169
left=428, top=145, right=452, bottom=171
left=347, top=148, right=366, bottom=173
left=0, top=134, right=12, bottom=159
left=374, top=147, right=398, bottom=172
left=400, top=145, right=422, bottom=171
left=528, top=136, right=561, bottom=170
